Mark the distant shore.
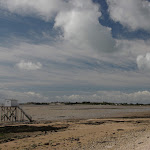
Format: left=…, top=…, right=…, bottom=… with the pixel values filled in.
left=21, top=101, right=150, bottom=106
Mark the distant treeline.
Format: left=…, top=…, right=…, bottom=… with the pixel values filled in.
left=25, top=102, right=49, bottom=105
left=22, top=101, right=150, bottom=106
left=63, top=101, right=148, bottom=106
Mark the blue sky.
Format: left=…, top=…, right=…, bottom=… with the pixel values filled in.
left=1, top=0, right=150, bottom=43
left=0, top=0, right=150, bottom=103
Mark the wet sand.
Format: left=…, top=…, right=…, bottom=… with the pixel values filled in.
left=21, top=104, right=150, bottom=121
left=0, top=104, right=150, bottom=150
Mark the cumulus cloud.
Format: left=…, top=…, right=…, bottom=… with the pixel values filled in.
left=54, top=0, right=116, bottom=52
left=137, top=53, right=150, bottom=71
left=0, top=0, right=116, bottom=52
left=16, top=60, right=42, bottom=70
left=25, top=91, right=48, bottom=99
left=0, top=89, right=150, bottom=104
left=0, top=90, right=48, bottom=103
left=107, top=0, right=150, bottom=31
left=55, top=91, right=150, bottom=104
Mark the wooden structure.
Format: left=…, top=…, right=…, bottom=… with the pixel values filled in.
left=0, top=100, right=32, bottom=122
left=5, top=99, right=18, bottom=107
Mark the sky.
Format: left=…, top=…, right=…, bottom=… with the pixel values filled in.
left=0, top=0, right=150, bottom=103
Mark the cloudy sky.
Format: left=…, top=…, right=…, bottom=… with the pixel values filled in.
left=0, top=0, right=150, bottom=103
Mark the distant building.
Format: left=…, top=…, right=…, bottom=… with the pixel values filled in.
left=5, top=99, right=18, bottom=107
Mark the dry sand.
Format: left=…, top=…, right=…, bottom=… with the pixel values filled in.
left=0, top=104, right=150, bottom=150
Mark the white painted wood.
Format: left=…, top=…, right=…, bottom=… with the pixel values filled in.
left=5, top=99, right=18, bottom=106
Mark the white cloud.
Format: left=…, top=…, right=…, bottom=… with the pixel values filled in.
left=1, top=1, right=150, bottom=100
left=55, top=90, right=150, bottom=104
left=137, top=53, right=150, bottom=71
left=0, top=38, right=150, bottom=91
left=54, top=0, right=116, bottom=52
left=17, top=60, right=42, bottom=70
left=0, top=0, right=68, bottom=21
left=25, top=91, right=48, bottom=99
left=116, top=39, right=150, bottom=55
left=1, top=89, right=150, bottom=104
left=0, top=90, right=48, bottom=103
left=0, top=40, right=148, bottom=90
left=107, top=0, right=150, bottom=31
left=0, top=0, right=117, bottom=52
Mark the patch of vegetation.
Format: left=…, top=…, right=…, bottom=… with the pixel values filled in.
left=63, top=101, right=147, bottom=106
left=0, top=133, right=4, bottom=137
left=82, top=121, right=105, bottom=125
left=21, top=101, right=150, bottom=106
left=0, top=124, right=69, bottom=144
left=26, top=102, right=49, bottom=105
left=0, top=125, right=68, bottom=133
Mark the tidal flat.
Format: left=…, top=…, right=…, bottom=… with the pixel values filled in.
left=21, top=104, right=150, bottom=121
left=0, top=104, right=150, bottom=150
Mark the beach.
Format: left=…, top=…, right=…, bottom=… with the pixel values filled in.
left=0, top=104, right=150, bottom=150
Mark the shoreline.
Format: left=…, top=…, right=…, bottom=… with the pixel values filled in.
left=0, top=117, right=150, bottom=149
left=0, top=105, right=150, bottom=149
left=20, top=104, right=150, bottom=121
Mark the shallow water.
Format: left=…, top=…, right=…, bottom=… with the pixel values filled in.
left=21, top=104, right=150, bottom=121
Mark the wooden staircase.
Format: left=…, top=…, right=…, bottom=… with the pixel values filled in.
left=18, top=106, right=33, bottom=122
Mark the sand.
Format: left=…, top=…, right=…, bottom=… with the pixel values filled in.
left=0, top=104, right=150, bottom=150
left=21, top=104, right=150, bottom=121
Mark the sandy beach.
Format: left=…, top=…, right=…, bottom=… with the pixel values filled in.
left=0, top=104, right=150, bottom=150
